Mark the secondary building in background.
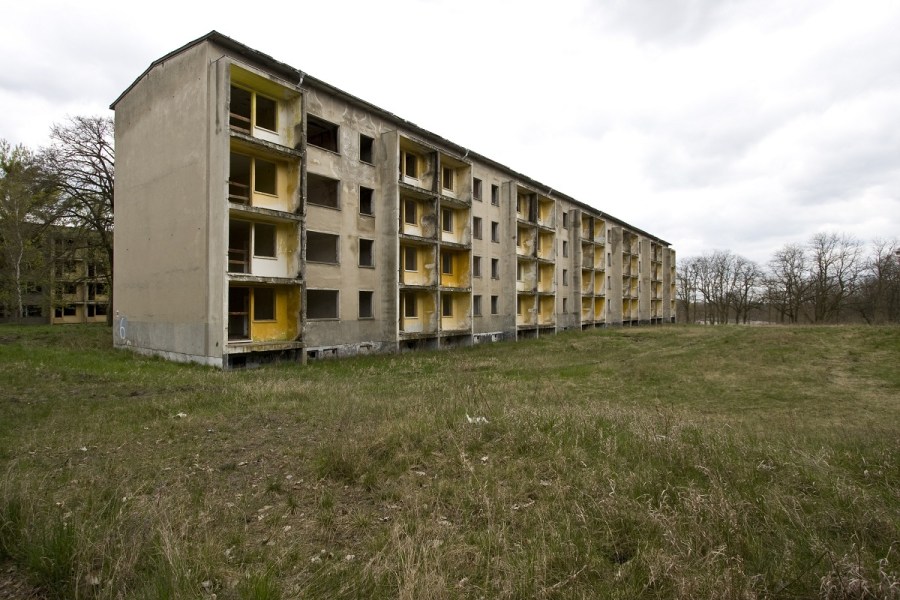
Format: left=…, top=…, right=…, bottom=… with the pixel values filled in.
left=111, top=31, right=675, bottom=368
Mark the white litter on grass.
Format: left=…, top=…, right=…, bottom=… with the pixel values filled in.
left=175, top=412, right=187, bottom=418
left=465, top=413, right=488, bottom=424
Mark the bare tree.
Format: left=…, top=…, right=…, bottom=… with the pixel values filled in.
left=856, top=238, right=900, bottom=323
left=676, top=256, right=700, bottom=323
left=43, top=116, right=114, bottom=324
left=808, top=232, right=862, bottom=323
left=767, top=243, right=810, bottom=323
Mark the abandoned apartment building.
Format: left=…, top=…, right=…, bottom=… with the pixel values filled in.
left=111, top=31, right=676, bottom=368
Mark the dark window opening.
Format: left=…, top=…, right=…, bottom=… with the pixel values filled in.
left=403, top=199, right=417, bottom=225
left=473, top=256, right=482, bottom=277
left=228, top=220, right=251, bottom=273
left=307, top=231, right=339, bottom=264
left=473, top=295, right=482, bottom=316
left=491, top=221, right=500, bottom=243
left=442, top=294, right=453, bottom=317
left=473, top=178, right=482, bottom=201
left=359, top=291, right=374, bottom=318
left=403, top=152, right=418, bottom=178
left=308, top=173, right=340, bottom=209
left=442, top=167, right=454, bottom=191
left=359, top=239, right=374, bottom=267
left=254, top=287, right=275, bottom=321
left=254, top=223, right=277, bottom=258
left=491, top=295, right=499, bottom=315
left=229, top=86, right=252, bottom=132
left=359, top=134, right=374, bottom=163
left=491, top=184, right=499, bottom=205
left=307, top=115, right=339, bottom=152
left=228, top=287, right=249, bottom=340
left=229, top=153, right=251, bottom=203
left=307, top=289, right=339, bottom=319
left=403, top=292, right=417, bottom=317
left=562, top=212, right=569, bottom=228
left=473, top=217, right=482, bottom=239
left=254, top=158, right=277, bottom=195
left=441, top=207, right=453, bottom=233
left=404, top=246, right=417, bottom=271
left=442, top=253, right=453, bottom=275
left=491, top=258, right=499, bottom=279
left=255, top=95, right=276, bottom=131
left=360, top=187, right=374, bottom=215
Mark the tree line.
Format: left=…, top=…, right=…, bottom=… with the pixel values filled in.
left=0, top=116, right=114, bottom=324
left=677, top=233, right=900, bottom=325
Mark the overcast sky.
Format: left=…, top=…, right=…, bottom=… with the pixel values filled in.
left=2, top=0, right=898, bottom=263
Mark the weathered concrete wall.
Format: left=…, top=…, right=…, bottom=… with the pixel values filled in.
left=114, top=41, right=225, bottom=364
left=608, top=227, right=623, bottom=324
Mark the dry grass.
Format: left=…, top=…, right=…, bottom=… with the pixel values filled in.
left=1, top=324, right=898, bottom=599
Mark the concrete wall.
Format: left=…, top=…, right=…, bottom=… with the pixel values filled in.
left=114, top=41, right=225, bottom=365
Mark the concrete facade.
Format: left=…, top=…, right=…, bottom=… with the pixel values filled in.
left=112, top=32, right=675, bottom=368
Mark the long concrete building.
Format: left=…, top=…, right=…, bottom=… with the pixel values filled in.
left=111, top=32, right=676, bottom=368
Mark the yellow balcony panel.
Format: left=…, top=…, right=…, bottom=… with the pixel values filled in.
left=440, top=292, right=471, bottom=333
left=581, top=270, right=594, bottom=295
left=400, top=291, right=437, bottom=334
left=537, top=232, right=555, bottom=261
left=581, top=298, right=594, bottom=321
left=516, top=294, right=537, bottom=327
left=401, top=196, right=437, bottom=239
left=537, top=197, right=555, bottom=228
left=516, top=226, right=535, bottom=257
left=516, top=260, right=536, bottom=292
left=593, top=246, right=604, bottom=268
left=537, top=264, right=555, bottom=294
left=516, top=192, right=532, bottom=221
left=594, top=220, right=606, bottom=243
left=400, top=140, right=436, bottom=191
left=581, top=219, right=592, bottom=240
left=228, top=285, right=299, bottom=344
left=538, top=296, right=555, bottom=326
left=439, top=205, right=470, bottom=245
left=228, top=149, right=298, bottom=213
left=401, top=245, right=437, bottom=287
left=595, top=297, right=606, bottom=321
left=439, top=250, right=470, bottom=289
left=230, top=65, right=302, bottom=148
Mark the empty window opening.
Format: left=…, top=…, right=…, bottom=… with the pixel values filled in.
left=491, top=295, right=499, bottom=314
left=360, top=187, right=374, bottom=215
left=562, top=212, right=568, bottom=228
left=491, top=184, right=499, bottom=205
left=473, top=178, right=482, bottom=201
left=307, top=231, right=339, bottom=264
left=563, top=269, right=568, bottom=286
left=359, top=291, right=374, bottom=318
left=491, top=258, right=499, bottom=279
left=307, top=289, right=339, bottom=319
left=441, top=207, right=453, bottom=233
left=517, top=262, right=523, bottom=281
left=228, top=153, right=251, bottom=203
left=473, top=256, right=482, bottom=277
left=229, top=86, right=252, bottom=133
left=359, top=239, right=374, bottom=267
left=359, top=134, right=374, bottom=163
left=254, top=287, right=276, bottom=321
left=403, top=199, right=417, bottom=225
left=441, top=294, right=453, bottom=317
left=563, top=298, right=568, bottom=313
left=442, top=252, right=453, bottom=275
left=404, top=246, right=417, bottom=271
left=473, top=217, right=482, bottom=239
left=402, top=152, right=418, bottom=178
left=491, top=221, right=500, bottom=243
left=228, top=287, right=250, bottom=340
left=517, top=297, right=524, bottom=315
left=254, top=223, right=277, bottom=258
left=228, top=221, right=251, bottom=273
left=442, top=167, right=454, bottom=191
left=473, top=295, right=482, bottom=316
left=308, top=173, right=340, bottom=209
left=254, top=158, right=277, bottom=195
left=403, top=292, right=418, bottom=318
left=307, top=115, right=339, bottom=152
left=255, top=95, right=276, bottom=131
left=562, top=241, right=569, bottom=257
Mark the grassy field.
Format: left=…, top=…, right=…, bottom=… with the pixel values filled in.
left=0, top=324, right=898, bottom=599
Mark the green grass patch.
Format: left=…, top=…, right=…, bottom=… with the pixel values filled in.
left=1, top=323, right=898, bottom=598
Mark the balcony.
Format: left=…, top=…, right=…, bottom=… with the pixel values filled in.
left=594, top=297, right=606, bottom=322
left=228, top=150, right=298, bottom=213
left=401, top=245, right=437, bottom=287
left=537, top=264, right=555, bottom=294
left=400, top=290, right=438, bottom=335
left=581, top=270, right=594, bottom=295
left=516, top=260, right=537, bottom=293
left=440, top=292, right=471, bottom=333
left=581, top=243, right=594, bottom=268
left=228, top=219, right=298, bottom=279
left=537, top=232, right=555, bottom=261
left=227, top=285, right=300, bottom=344
left=516, top=226, right=535, bottom=257
left=229, top=81, right=296, bottom=148
left=538, top=296, right=555, bottom=326
left=581, top=298, right=594, bottom=321
left=439, top=250, right=471, bottom=289
left=516, top=294, right=537, bottom=327
left=537, top=197, right=555, bottom=228
left=401, top=196, right=437, bottom=240
left=439, top=205, right=471, bottom=245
